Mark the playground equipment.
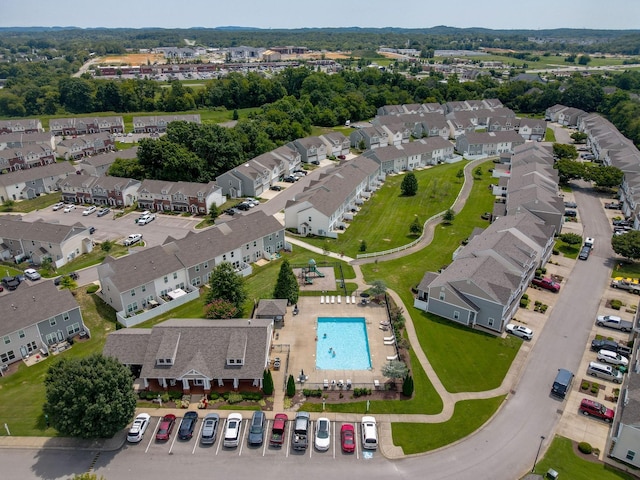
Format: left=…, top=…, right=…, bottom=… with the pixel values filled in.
left=304, top=259, right=325, bottom=277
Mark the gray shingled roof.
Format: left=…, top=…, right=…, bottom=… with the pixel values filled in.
left=0, top=162, right=74, bottom=187
left=104, top=318, right=272, bottom=381
left=79, top=147, right=138, bottom=168
left=255, top=299, right=288, bottom=317
left=0, top=281, right=80, bottom=337
left=0, top=216, right=88, bottom=244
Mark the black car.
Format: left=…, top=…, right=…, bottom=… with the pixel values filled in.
left=578, top=245, right=591, bottom=260
left=283, top=176, right=297, bottom=183
left=224, top=208, right=236, bottom=216
left=563, top=201, right=577, bottom=208
left=178, top=411, right=198, bottom=440
left=270, top=185, right=283, bottom=191
left=236, top=203, right=250, bottom=211
left=89, top=226, right=96, bottom=234
left=591, top=338, right=631, bottom=357
left=247, top=411, right=265, bottom=446
left=53, top=272, right=79, bottom=286
left=564, top=210, right=577, bottom=217
left=1, top=276, right=20, bottom=290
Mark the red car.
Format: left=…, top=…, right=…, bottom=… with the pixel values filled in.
left=579, top=398, right=615, bottom=423
left=531, top=277, right=560, bottom=293
left=156, top=414, right=176, bottom=441
left=340, top=423, right=356, bottom=453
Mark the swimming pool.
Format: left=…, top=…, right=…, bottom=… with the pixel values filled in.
left=316, top=317, right=372, bottom=370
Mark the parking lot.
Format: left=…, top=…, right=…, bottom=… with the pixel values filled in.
left=129, top=414, right=377, bottom=462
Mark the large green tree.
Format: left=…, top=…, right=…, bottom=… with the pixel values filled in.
left=400, top=172, right=418, bottom=196
left=273, top=258, right=299, bottom=305
left=612, top=231, right=640, bottom=261
left=205, top=262, right=247, bottom=316
left=585, top=164, right=624, bottom=189
left=43, top=354, right=136, bottom=439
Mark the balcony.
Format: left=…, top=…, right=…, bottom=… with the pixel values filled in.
left=117, top=286, right=200, bottom=328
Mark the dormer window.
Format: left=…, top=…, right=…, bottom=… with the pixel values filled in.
left=156, top=358, right=173, bottom=366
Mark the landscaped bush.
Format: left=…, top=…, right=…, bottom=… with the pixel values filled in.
left=303, top=388, right=323, bottom=397
left=353, top=387, right=372, bottom=397
left=581, top=381, right=589, bottom=390
left=610, top=299, right=623, bottom=310
left=168, top=390, right=184, bottom=400
left=209, top=393, right=219, bottom=400
left=578, top=442, right=593, bottom=454
left=590, top=385, right=599, bottom=394
left=86, top=284, right=99, bottom=294
left=227, top=392, right=244, bottom=404
left=241, top=392, right=263, bottom=401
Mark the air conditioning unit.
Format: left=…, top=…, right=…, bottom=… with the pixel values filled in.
left=169, top=379, right=176, bottom=386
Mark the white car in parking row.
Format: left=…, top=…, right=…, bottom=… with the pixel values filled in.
left=63, top=204, right=75, bottom=213
left=127, top=413, right=151, bottom=443
left=52, top=202, right=65, bottom=211
left=83, top=206, right=97, bottom=216
left=506, top=324, right=534, bottom=340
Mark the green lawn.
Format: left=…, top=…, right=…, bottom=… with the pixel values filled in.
left=391, top=396, right=505, bottom=454
left=546, top=127, right=557, bottom=142
left=0, top=192, right=62, bottom=213
left=56, top=244, right=131, bottom=276
left=301, top=162, right=467, bottom=258
left=0, top=288, right=117, bottom=436
left=532, top=436, right=636, bottom=480
left=612, top=260, right=640, bottom=280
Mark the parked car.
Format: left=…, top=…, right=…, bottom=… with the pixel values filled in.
left=584, top=237, right=595, bottom=249
left=54, top=272, right=78, bottom=286
left=127, top=413, right=151, bottom=443
left=563, top=201, right=577, bottom=208
left=612, top=219, right=631, bottom=227
left=52, top=202, right=65, bottom=211
left=23, top=268, right=41, bottom=281
left=605, top=202, right=622, bottom=210
left=82, top=206, right=97, bottom=216
left=578, top=245, right=591, bottom=260
left=137, top=213, right=156, bottom=226
left=597, top=349, right=629, bottom=367
left=587, top=361, right=623, bottom=383
left=361, top=416, right=378, bottom=450
left=223, top=413, right=243, bottom=448
left=97, top=207, right=111, bottom=217
left=590, top=338, right=632, bottom=357
left=88, top=226, right=96, bottom=234
left=224, top=208, right=237, bottom=216
left=156, top=414, right=176, bottom=441
left=506, top=324, right=534, bottom=340
left=315, top=417, right=331, bottom=451
left=270, top=185, right=283, bottom=191
left=338, top=155, right=346, bottom=160
left=200, top=413, right=220, bottom=445
left=247, top=411, right=266, bottom=446
left=283, top=176, right=297, bottom=183
left=236, top=203, right=250, bottom=211
left=63, top=204, right=76, bottom=213
left=579, top=398, right=615, bottom=423
left=178, top=411, right=198, bottom=440
left=564, top=209, right=577, bottom=217
left=123, top=233, right=143, bottom=246
left=531, top=277, right=560, bottom=293
left=340, top=423, right=356, bottom=453
left=1, top=276, right=20, bottom=290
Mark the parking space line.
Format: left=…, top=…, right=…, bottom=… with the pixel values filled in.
left=145, top=417, right=161, bottom=453
left=192, top=419, right=205, bottom=454
left=332, top=421, right=336, bottom=459
left=168, top=417, right=180, bottom=454
left=262, top=420, right=270, bottom=456
left=309, top=420, right=313, bottom=458
left=215, top=419, right=225, bottom=455
left=356, top=423, right=360, bottom=460
left=237, top=420, right=244, bottom=456
left=286, top=420, right=291, bottom=457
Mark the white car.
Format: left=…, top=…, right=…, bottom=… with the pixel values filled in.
left=223, top=413, right=243, bottom=448
left=314, top=417, right=331, bottom=451
left=597, top=349, right=629, bottom=367
left=24, top=268, right=41, bottom=281
left=585, top=237, right=595, bottom=248
left=137, top=213, right=155, bottom=225
left=127, top=413, right=151, bottom=443
left=82, top=206, right=97, bottom=216
left=123, top=233, right=143, bottom=246
left=52, top=202, right=65, bottom=211
left=63, top=204, right=75, bottom=213
left=506, top=323, right=534, bottom=340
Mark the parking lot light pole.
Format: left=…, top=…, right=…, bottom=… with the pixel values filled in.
left=532, top=435, right=545, bottom=473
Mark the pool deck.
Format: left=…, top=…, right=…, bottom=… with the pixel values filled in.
left=271, top=296, right=396, bottom=391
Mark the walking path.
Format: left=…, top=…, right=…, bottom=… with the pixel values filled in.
left=0, top=157, right=534, bottom=459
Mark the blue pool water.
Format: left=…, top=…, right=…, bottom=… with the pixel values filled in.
left=316, top=317, right=372, bottom=370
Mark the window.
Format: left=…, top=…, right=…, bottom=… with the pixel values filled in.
left=488, top=317, right=495, bottom=327
left=131, top=289, right=135, bottom=297
left=626, top=450, right=636, bottom=461
left=49, top=318, right=56, bottom=327
left=439, top=292, right=445, bottom=301
left=0, top=351, right=15, bottom=363
left=223, top=254, right=226, bottom=261
left=231, top=251, right=235, bottom=258
left=253, top=241, right=257, bottom=247
left=26, top=341, right=37, bottom=353
left=164, top=276, right=168, bottom=283
left=141, top=285, right=146, bottom=293
left=453, top=311, right=460, bottom=320
left=173, top=272, right=178, bottom=280
left=3, top=336, right=10, bottom=345
left=204, top=262, right=208, bottom=269
left=18, top=330, right=25, bottom=339
left=246, top=244, right=249, bottom=250
left=195, top=265, right=200, bottom=272
left=66, top=323, right=80, bottom=335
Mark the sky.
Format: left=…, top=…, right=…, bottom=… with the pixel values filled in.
left=2, top=0, right=639, bottom=31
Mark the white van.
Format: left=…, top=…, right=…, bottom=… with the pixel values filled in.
left=587, top=361, right=623, bottom=384
left=361, top=416, right=378, bottom=450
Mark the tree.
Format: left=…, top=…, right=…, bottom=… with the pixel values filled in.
left=559, top=233, right=582, bottom=246
left=400, top=172, right=418, bottom=196
left=370, top=280, right=387, bottom=300
left=554, top=159, right=586, bottom=184
left=204, top=298, right=238, bottom=319
left=100, top=240, right=114, bottom=253
left=43, top=354, right=136, bottom=439
left=263, top=369, right=274, bottom=395
left=208, top=203, right=219, bottom=221
left=442, top=208, right=455, bottom=224
left=273, top=258, right=299, bottom=305
left=612, top=231, right=640, bottom=261
left=552, top=143, right=578, bottom=160
left=409, top=217, right=423, bottom=236
left=570, top=132, right=588, bottom=144
left=585, top=164, right=624, bottom=189
left=473, top=166, right=483, bottom=178
left=205, top=262, right=247, bottom=316
left=402, top=374, right=414, bottom=397
left=456, top=168, right=464, bottom=182
left=40, top=257, right=54, bottom=274
left=59, top=275, right=78, bottom=291
left=286, top=374, right=296, bottom=397
left=359, top=239, right=367, bottom=252
left=381, top=360, right=408, bottom=389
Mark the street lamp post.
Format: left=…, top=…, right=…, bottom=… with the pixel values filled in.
left=532, top=435, right=546, bottom=473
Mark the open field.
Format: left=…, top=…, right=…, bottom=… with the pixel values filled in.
left=99, top=53, right=166, bottom=65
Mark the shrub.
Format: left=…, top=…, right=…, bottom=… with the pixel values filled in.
left=581, top=381, right=589, bottom=390
left=227, top=392, right=244, bottom=404
left=86, top=284, right=99, bottom=294
left=209, top=393, right=219, bottom=400
left=610, top=299, right=623, bottom=310
left=168, top=390, right=183, bottom=400
left=578, top=442, right=593, bottom=454
left=520, top=298, right=529, bottom=308
left=303, top=388, right=323, bottom=397
left=590, top=386, right=599, bottom=394
left=241, top=392, right=263, bottom=401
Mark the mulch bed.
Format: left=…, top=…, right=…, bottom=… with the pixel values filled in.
left=571, top=440, right=602, bottom=464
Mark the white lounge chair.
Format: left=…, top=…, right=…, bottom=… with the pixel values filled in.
left=374, top=379, right=380, bottom=389
left=351, top=295, right=356, bottom=304
left=383, top=335, right=395, bottom=342
left=346, top=296, right=350, bottom=304
left=384, top=340, right=395, bottom=345
left=346, top=379, right=352, bottom=389
left=386, top=354, right=398, bottom=361
left=323, top=379, right=329, bottom=389
left=331, top=295, right=335, bottom=304
left=337, top=295, right=341, bottom=304
left=320, top=295, right=324, bottom=304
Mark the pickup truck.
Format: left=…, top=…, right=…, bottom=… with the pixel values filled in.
left=596, top=315, right=634, bottom=333
left=291, top=411, right=310, bottom=451
left=591, top=338, right=633, bottom=357
left=531, top=276, right=561, bottom=293
left=610, top=278, right=640, bottom=294
left=605, top=202, right=622, bottom=210
left=269, top=413, right=288, bottom=447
